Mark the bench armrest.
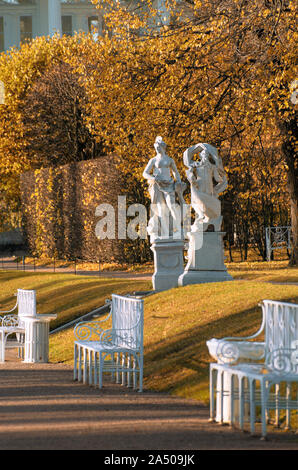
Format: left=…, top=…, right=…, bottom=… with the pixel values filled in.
left=217, top=340, right=265, bottom=364
left=207, top=338, right=265, bottom=364
left=219, top=302, right=266, bottom=345
left=0, top=301, right=18, bottom=316
left=74, top=322, right=103, bottom=341
left=74, top=301, right=112, bottom=341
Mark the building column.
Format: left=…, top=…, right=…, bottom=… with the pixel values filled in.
left=4, top=14, right=19, bottom=50
left=39, top=0, right=61, bottom=37
left=48, top=0, right=61, bottom=36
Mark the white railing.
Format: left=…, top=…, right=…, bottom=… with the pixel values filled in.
left=265, top=226, right=292, bottom=261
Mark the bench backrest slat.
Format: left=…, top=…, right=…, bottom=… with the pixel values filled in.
left=17, top=289, right=37, bottom=327
left=263, top=300, right=298, bottom=375
left=111, top=294, right=144, bottom=350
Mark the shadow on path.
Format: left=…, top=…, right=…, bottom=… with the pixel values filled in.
left=0, top=352, right=297, bottom=450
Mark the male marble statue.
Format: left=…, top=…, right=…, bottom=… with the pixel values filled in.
left=143, top=136, right=185, bottom=240
left=183, top=143, right=228, bottom=232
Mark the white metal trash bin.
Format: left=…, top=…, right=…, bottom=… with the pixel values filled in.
left=23, top=315, right=57, bottom=363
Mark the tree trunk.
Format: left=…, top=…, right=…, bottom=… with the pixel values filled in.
left=279, top=113, right=298, bottom=266
left=287, top=164, right=298, bottom=265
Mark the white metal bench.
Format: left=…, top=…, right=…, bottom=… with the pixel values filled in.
left=0, top=289, right=37, bottom=362
left=73, top=294, right=144, bottom=392
left=207, top=299, right=298, bottom=438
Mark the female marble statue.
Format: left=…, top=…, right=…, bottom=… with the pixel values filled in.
left=143, top=136, right=185, bottom=240
left=183, top=143, right=228, bottom=232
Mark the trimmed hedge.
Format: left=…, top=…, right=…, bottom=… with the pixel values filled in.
left=20, top=157, right=151, bottom=263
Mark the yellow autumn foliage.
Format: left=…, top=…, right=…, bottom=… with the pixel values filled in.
left=0, top=0, right=296, bottom=261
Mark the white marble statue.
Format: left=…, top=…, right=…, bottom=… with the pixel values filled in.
left=143, top=136, right=185, bottom=240
left=183, top=143, right=228, bottom=232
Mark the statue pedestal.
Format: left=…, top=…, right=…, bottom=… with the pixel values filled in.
left=151, top=238, right=185, bottom=291
left=178, top=231, right=233, bottom=286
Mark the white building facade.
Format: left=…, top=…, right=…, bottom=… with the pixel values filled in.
left=0, top=0, right=102, bottom=52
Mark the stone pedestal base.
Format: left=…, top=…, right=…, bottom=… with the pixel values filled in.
left=178, top=231, right=233, bottom=286
left=151, top=238, right=185, bottom=291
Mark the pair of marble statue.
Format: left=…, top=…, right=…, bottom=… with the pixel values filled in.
left=143, top=136, right=232, bottom=291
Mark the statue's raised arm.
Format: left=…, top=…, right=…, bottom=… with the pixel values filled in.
left=182, top=143, right=228, bottom=232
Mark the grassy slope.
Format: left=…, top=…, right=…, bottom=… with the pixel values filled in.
left=51, top=279, right=298, bottom=404
left=143, top=281, right=298, bottom=403
left=0, top=271, right=151, bottom=330
left=1, top=268, right=298, bottom=405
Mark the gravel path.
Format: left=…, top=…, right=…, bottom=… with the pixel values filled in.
left=0, top=352, right=297, bottom=451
